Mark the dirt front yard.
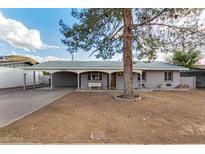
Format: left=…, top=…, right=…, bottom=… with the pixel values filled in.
left=0, top=90, right=205, bottom=144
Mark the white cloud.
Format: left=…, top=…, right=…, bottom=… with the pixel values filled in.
left=10, top=51, right=17, bottom=55
left=199, top=52, right=205, bottom=64
left=199, top=9, right=205, bottom=28
left=156, top=52, right=173, bottom=62
left=7, top=52, right=70, bottom=62
left=156, top=51, right=205, bottom=64
left=0, top=12, right=59, bottom=51
left=24, top=54, right=70, bottom=63
left=199, top=58, right=205, bottom=64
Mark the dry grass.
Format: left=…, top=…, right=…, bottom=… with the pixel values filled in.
left=0, top=90, right=205, bottom=144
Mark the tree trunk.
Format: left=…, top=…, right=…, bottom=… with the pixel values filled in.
left=122, top=8, right=134, bottom=99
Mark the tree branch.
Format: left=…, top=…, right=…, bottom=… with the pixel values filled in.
left=89, top=25, right=124, bottom=57
left=88, top=35, right=122, bottom=57
left=132, top=8, right=168, bottom=29
left=143, top=23, right=205, bottom=35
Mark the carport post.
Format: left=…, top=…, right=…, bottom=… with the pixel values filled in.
left=23, top=73, right=26, bottom=91
left=140, top=73, right=142, bottom=89
left=77, top=73, right=80, bottom=90
left=50, top=73, right=53, bottom=91
left=33, top=71, right=36, bottom=88
left=109, top=73, right=111, bottom=90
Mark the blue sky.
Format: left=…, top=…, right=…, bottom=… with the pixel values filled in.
left=0, top=8, right=123, bottom=62
left=0, top=8, right=205, bottom=63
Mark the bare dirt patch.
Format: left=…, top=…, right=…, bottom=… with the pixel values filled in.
left=114, top=94, right=141, bottom=101
left=0, top=90, right=205, bottom=144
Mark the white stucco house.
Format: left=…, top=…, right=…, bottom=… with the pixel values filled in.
left=23, top=61, right=195, bottom=90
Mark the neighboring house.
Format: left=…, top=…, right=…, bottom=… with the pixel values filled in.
left=181, top=65, right=205, bottom=88
left=0, top=61, right=33, bottom=68
left=195, top=65, right=205, bottom=70
left=0, top=56, right=9, bottom=61
left=23, top=61, right=194, bottom=90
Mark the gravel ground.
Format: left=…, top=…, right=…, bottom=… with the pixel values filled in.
left=0, top=90, right=205, bottom=144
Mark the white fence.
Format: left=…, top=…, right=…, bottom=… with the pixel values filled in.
left=180, top=76, right=196, bottom=89
left=0, top=67, right=43, bottom=89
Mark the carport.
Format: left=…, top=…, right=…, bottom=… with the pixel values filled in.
left=51, top=71, right=78, bottom=89
left=23, top=70, right=80, bottom=91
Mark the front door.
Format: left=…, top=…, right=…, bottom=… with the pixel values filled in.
left=111, top=73, right=116, bottom=89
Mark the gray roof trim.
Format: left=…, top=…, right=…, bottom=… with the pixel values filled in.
left=23, top=67, right=187, bottom=71
left=23, top=61, right=189, bottom=71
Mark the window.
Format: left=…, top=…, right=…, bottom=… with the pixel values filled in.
left=138, top=72, right=146, bottom=81
left=166, top=83, right=172, bottom=87
left=164, top=71, right=173, bottom=81
left=88, top=72, right=102, bottom=81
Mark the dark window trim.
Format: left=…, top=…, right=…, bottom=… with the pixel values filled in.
left=164, top=71, right=173, bottom=82
left=88, top=72, right=102, bottom=81
left=138, top=72, right=146, bottom=81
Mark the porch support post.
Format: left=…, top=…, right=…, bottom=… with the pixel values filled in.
left=140, top=72, right=142, bottom=89
left=33, top=71, right=36, bottom=88
left=50, top=73, right=53, bottom=91
left=109, top=73, right=111, bottom=90
left=77, top=73, right=80, bottom=90
left=23, top=73, right=26, bottom=91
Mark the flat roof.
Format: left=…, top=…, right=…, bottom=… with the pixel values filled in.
left=23, top=61, right=188, bottom=71
left=0, top=61, right=33, bottom=66
left=194, top=65, right=205, bottom=70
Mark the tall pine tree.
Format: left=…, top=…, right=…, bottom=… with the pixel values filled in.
left=59, top=8, right=205, bottom=100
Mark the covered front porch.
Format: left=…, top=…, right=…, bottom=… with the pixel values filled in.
left=22, top=69, right=144, bottom=91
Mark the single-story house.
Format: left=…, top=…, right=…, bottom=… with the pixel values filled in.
left=0, top=56, right=9, bottom=61
left=23, top=61, right=196, bottom=90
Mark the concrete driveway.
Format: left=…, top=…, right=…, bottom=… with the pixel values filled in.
left=0, top=87, right=74, bottom=127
